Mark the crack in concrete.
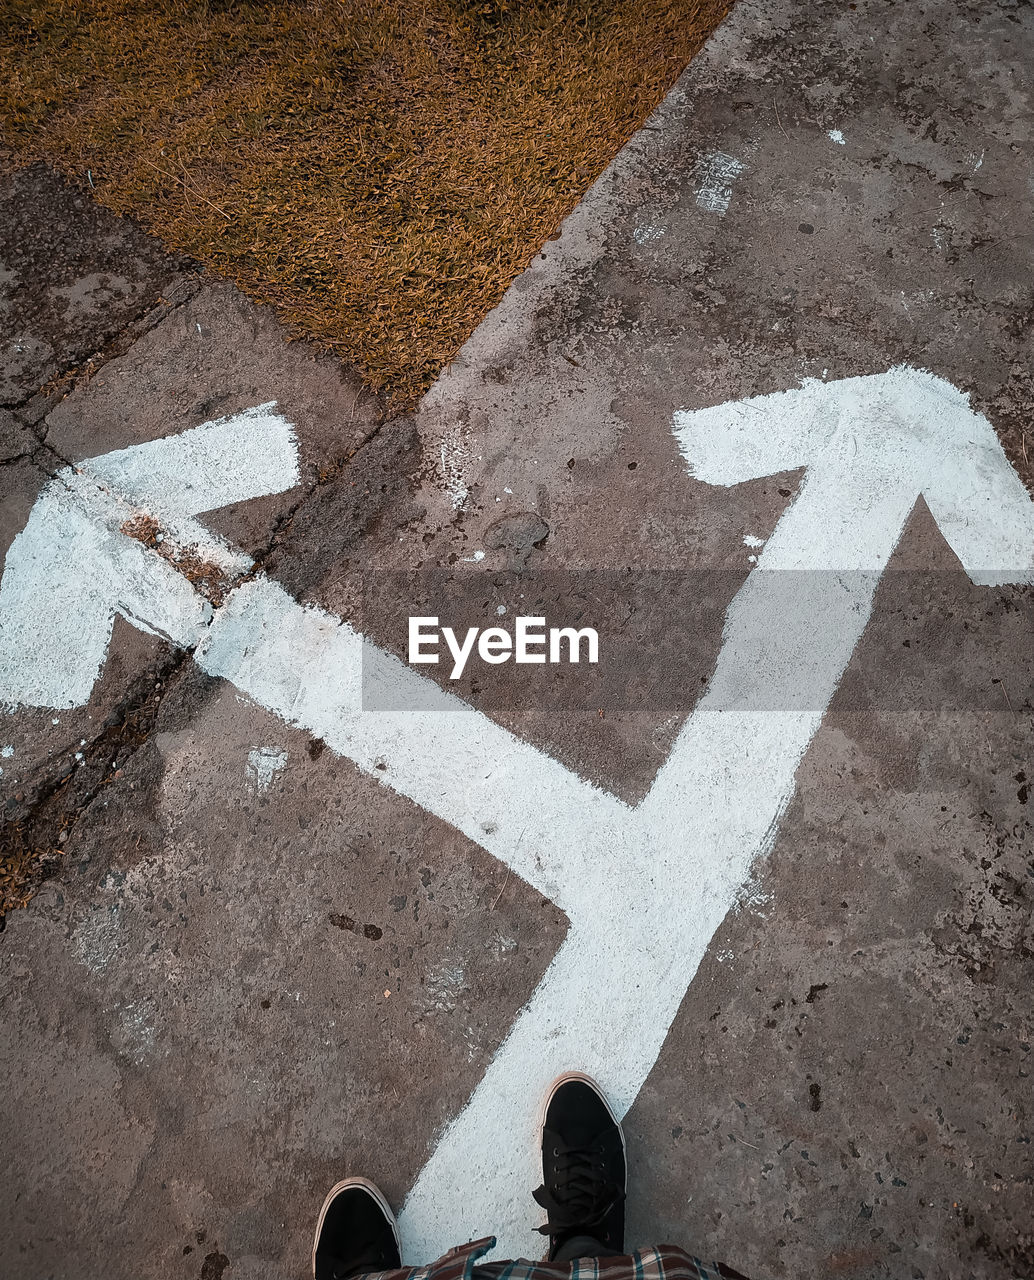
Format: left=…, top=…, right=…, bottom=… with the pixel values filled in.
left=6, top=271, right=204, bottom=455
left=1, top=379, right=409, bottom=924
left=1, top=170, right=413, bottom=922
left=0, top=650, right=187, bottom=924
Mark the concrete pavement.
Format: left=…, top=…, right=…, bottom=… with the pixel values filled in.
left=2, top=0, right=1033, bottom=1277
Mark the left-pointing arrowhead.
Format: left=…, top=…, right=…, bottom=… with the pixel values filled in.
left=0, top=405, right=299, bottom=710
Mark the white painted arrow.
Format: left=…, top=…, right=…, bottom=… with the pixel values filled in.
left=0, top=404, right=299, bottom=708
left=1, top=367, right=1031, bottom=1260
left=399, top=366, right=1034, bottom=1258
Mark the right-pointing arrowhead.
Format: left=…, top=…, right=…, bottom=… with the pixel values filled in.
left=673, top=365, right=1034, bottom=584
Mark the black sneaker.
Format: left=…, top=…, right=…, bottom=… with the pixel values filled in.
left=312, top=1178, right=402, bottom=1280
left=533, top=1072, right=626, bottom=1259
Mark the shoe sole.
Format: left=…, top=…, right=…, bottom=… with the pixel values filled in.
left=537, top=1071, right=627, bottom=1186
left=311, top=1176, right=401, bottom=1279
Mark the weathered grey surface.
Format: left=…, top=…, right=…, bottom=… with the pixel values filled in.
left=0, top=164, right=198, bottom=406
left=3, top=678, right=560, bottom=1279
left=392, top=0, right=1034, bottom=1272
left=2, top=0, right=1033, bottom=1277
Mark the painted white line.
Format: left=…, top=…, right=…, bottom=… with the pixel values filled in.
left=195, top=575, right=626, bottom=915
left=80, top=403, right=296, bottom=520
left=693, top=150, right=745, bottom=216
left=439, top=430, right=471, bottom=511
left=400, top=368, right=1034, bottom=1257
left=1, top=368, right=1031, bottom=1258
left=246, top=746, right=288, bottom=794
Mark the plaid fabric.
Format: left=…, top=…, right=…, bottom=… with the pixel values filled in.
left=360, top=1237, right=751, bottom=1280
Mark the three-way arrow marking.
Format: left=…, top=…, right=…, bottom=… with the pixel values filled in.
left=1, top=366, right=1031, bottom=1258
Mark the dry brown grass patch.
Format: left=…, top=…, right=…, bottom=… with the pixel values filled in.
left=0, top=0, right=729, bottom=411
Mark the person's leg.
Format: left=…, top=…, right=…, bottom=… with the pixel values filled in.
left=548, top=1234, right=622, bottom=1263
left=311, top=1073, right=753, bottom=1278
left=533, top=1072, right=626, bottom=1261
left=312, top=1177, right=402, bottom=1280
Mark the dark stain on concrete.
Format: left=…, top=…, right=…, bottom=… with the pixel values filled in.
left=330, top=913, right=384, bottom=942
left=199, top=1249, right=229, bottom=1280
